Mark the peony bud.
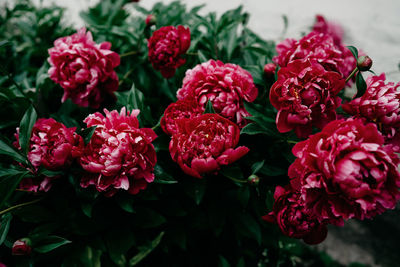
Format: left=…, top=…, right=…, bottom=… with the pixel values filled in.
left=12, top=239, right=32, bottom=256
left=357, top=55, right=373, bottom=71
left=247, top=174, right=260, bottom=185
left=145, top=14, right=156, bottom=26
left=263, top=63, right=276, bottom=80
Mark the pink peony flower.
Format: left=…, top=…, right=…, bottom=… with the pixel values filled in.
left=289, top=118, right=400, bottom=225
left=273, top=31, right=355, bottom=78
left=160, top=98, right=204, bottom=136
left=169, top=114, right=249, bottom=178
left=177, top=60, right=258, bottom=127
left=148, top=25, right=191, bottom=78
left=12, top=239, right=32, bottom=256
left=48, top=28, right=120, bottom=108
left=14, top=118, right=83, bottom=192
left=80, top=108, right=157, bottom=196
left=269, top=59, right=345, bottom=138
left=342, top=73, right=400, bottom=151
left=263, top=186, right=328, bottom=245
left=313, top=15, right=344, bottom=46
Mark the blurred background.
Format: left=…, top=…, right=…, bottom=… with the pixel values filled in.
left=19, top=0, right=400, bottom=266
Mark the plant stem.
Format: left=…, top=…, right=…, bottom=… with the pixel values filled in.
left=286, top=140, right=298, bottom=145
left=0, top=197, right=43, bottom=216
left=119, top=68, right=135, bottom=86
left=120, top=51, right=139, bottom=58
left=345, top=67, right=358, bottom=83
left=225, top=175, right=247, bottom=184
left=186, top=52, right=198, bottom=56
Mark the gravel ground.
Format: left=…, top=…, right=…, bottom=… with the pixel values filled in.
left=23, top=0, right=400, bottom=266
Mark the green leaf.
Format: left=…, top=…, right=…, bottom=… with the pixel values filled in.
left=183, top=179, right=206, bottom=205
left=154, top=165, right=178, bottom=184
left=240, top=123, right=268, bottom=135
left=19, top=105, right=37, bottom=155
left=251, top=160, right=265, bottom=175
left=129, top=232, right=164, bottom=266
left=346, top=46, right=358, bottom=59
left=0, top=214, right=12, bottom=246
left=36, top=63, right=49, bottom=88
left=0, top=171, right=29, bottom=209
left=197, top=50, right=208, bottom=62
left=204, top=99, right=216, bottom=114
left=0, top=138, right=26, bottom=164
left=259, top=164, right=287, bottom=177
left=79, top=126, right=97, bottom=145
left=106, top=225, right=135, bottom=265
left=220, top=166, right=244, bottom=181
left=355, top=72, right=367, bottom=98
left=234, top=212, right=261, bottom=245
left=132, top=207, right=166, bottom=228
left=33, top=236, right=71, bottom=253
left=218, top=256, right=231, bottom=267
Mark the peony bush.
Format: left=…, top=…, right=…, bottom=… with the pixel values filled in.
left=0, top=0, right=399, bottom=266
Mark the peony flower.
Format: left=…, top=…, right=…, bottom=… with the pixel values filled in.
left=273, top=31, right=355, bottom=78
left=288, top=118, right=400, bottom=225
left=48, top=28, right=120, bottom=108
left=262, top=186, right=328, bottom=245
left=269, top=59, right=345, bottom=138
left=169, top=114, right=249, bottom=178
left=148, top=25, right=191, bottom=78
left=80, top=108, right=157, bottom=196
left=342, top=73, right=400, bottom=151
left=12, top=239, right=32, bottom=256
left=160, top=98, right=204, bottom=136
left=312, top=15, right=344, bottom=46
left=177, top=60, right=258, bottom=127
left=14, top=118, right=83, bottom=192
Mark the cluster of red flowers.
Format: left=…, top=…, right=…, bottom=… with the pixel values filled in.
left=13, top=14, right=400, bottom=248
left=264, top=15, right=400, bottom=244
left=162, top=59, right=255, bottom=177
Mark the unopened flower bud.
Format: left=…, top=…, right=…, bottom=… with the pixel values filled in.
left=263, top=63, right=276, bottom=80
left=145, top=14, right=156, bottom=26
left=357, top=56, right=373, bottom=71
left=12, top=238, right=32, bottom=256
left=248, top=174, right=260, bottom=185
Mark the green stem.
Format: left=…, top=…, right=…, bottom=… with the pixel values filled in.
left=120, top=51, right=139, bottom=58
left=119, top=68, right=135, bottom=86
left=186, top=52, right=198, bottom=56
left=152, top=122, right=160, bottom=131
left=286, top=140, right=298, bottom=145
left=225, top=175, right=247, bottom=184
left=0, top=197, right=43, bottom=216
left=345, top=67, right=358, bottom=83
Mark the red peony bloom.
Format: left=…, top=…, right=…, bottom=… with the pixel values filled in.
left=148, top=25, right=191, bottom=78
left=270, top=59, right=345, bottom=138
left=288, top=118, right=400, bottom=225
left=342, top=73, right=400, bottom=151
left=14, top=118, right=83, bottom=192
left=169, top=114, right=249, bottom=178
left=177, top=60, right=258, bottom=127
left=273, top=31, right=355, bottom=78
left=80, top=108, right=157, bottom=196
left=312, top=15, right=344, bottom=46
left=263, top=63, right=276, bottom=80
left=48, top=28, right=120, bottom=108
left=160, top=98, right=204, bottom=136
left=263, top=186, right=328, bottom=245
left=12, top=239, right=32, bottom=256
